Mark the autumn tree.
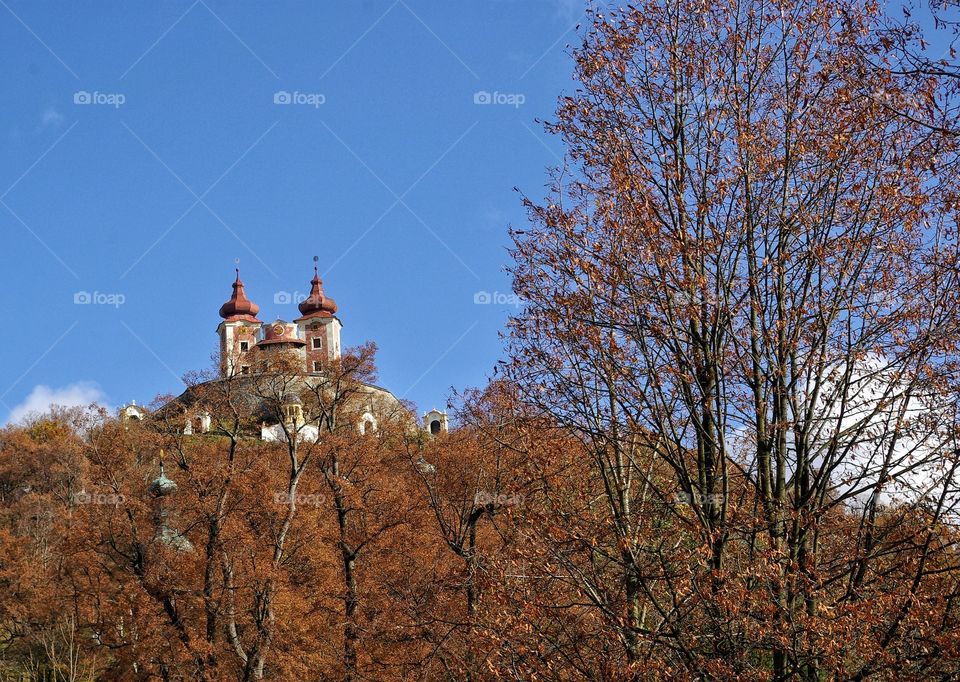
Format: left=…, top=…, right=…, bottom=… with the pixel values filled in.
left=506, top=0, right=960, bottom=678
left=0, top=342, right=428, bottom=681
left=154, top=342, right=417, bottom=680
left=401, top=383, right=529, bottom=680
left=0, top=406, right=107, bottom=682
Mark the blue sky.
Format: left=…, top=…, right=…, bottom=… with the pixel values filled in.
left=0, top=0, right=581, bottom=422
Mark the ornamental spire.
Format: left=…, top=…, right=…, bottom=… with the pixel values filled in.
left=296, top=256, right=338, bottom=319
left=219, top=266, right=261, bottom=322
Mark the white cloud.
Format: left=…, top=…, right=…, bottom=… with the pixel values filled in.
left=5, top=382, right=110, bottom=425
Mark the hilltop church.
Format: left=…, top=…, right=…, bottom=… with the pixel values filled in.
left=119, top=266, right=449, bottom=439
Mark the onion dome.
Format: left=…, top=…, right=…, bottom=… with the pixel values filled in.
left=219, top=269, right=261, bottom=322
left=149, top=454, right=178, bottom=496
left=296, top=266, right=337, bottom=320
left=148, top=451, right=192, bottom=552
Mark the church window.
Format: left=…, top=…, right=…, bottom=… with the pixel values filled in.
left=239, top=341, right=249, bottom=352
left=240, top=365, right=250, bottom=375
left=313, top=361, right=322, bottom=372
left=312, top=337, right=323, bottom=350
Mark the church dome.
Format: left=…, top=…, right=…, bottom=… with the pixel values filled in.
left=149, top=458, right=178, bottom=496
left=219, top=270, right=261, bottom=322
left=297, top=269, right=337, bottom=319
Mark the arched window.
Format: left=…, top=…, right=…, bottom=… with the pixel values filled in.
left=430, top=420, right=441, bottom=435
left=358, top=412, right=378, bottom=435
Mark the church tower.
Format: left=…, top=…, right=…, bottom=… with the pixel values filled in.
left=294, top=263, right=341, bottom=372
left=217, top=270, right=262, bottom=376
left=149, top=451, right=192, bottom=552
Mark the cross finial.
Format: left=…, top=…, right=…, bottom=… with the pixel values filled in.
left=313, top=255, right=319, bottom=276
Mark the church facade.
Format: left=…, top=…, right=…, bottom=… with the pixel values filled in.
left=121, top=267, right=447, bottom=439
left=217, top=267, right=342, bottom=378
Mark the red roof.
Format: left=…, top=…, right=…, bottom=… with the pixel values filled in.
left=295, top=267, right=338, bottom=321
left=219, top=270, right=261, bottom=322
left=256, top=320, right=306, bottom=347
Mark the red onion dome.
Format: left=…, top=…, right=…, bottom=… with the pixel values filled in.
left=297, top=268, right=338, bottom=319
left=219, top=270, right=261, bottom=322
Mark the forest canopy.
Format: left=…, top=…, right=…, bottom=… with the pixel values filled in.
left=4, top=0, right=960, bottom=679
